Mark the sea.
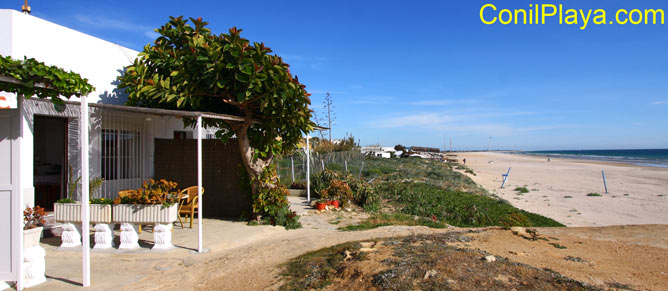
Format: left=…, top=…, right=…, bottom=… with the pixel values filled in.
left=520, top=149, right=668, bottom=168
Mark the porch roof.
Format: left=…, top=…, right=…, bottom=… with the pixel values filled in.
left=62, top=99, right=247, bottom=122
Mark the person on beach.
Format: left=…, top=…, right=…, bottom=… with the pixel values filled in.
left=547, top=155, right=550, bottom=162
left=463, top=158, right=466, bottom=165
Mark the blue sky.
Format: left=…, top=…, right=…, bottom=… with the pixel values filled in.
left=7, top=0, right=667, bottom=150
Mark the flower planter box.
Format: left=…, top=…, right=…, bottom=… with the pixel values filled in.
left=24, top=227, right=43, bottom=249
left=53, top=203, right=112, bottom=224
left=112, top=204, right=178, bottom=224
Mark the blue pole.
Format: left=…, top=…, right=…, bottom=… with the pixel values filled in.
left=501, top=167, right=511, bottom=188
left=602, top=170, right=608, bottom=194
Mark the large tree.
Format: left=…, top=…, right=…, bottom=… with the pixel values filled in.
left=117, top=17, right=313, bottom=223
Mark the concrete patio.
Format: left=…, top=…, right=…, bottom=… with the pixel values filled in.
left=21, top=197, right=314, bottom=290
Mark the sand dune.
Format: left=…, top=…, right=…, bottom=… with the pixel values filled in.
left=457, top=152, right=668, bottom=227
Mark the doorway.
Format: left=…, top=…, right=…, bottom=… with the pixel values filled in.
left=33, top=116, right=68, bottom=211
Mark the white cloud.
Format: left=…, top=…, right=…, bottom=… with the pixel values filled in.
left=349, top=96, right=396, bottom=105
left=651, top=100, right=668, bottom=105
left=74, top=14, right=156, bottom=39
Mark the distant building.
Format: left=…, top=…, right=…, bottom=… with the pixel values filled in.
left=360, top=146, right=396, bottom=158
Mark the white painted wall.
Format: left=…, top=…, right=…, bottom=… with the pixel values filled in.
left=1, top=9, right=139, bottom=105
left=1, top=9, right=223, bottom=202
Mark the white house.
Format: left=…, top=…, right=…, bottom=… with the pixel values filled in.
left=360, top=146, right=396, bottom=158
left=0, top=9, right=231, bottom=288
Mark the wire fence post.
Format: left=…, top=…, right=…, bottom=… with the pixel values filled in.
left=602, top=170, right=608, bottom=194
left=290, top=156, right=295, bottom=183
left=345, top=160, right=348, bottom=172
left=358, top=161, right=365, bottom=178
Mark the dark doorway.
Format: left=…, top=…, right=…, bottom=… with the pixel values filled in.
left=34, top=116, right=68, bottom=211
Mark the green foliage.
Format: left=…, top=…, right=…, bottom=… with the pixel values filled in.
left=514, top=187, right=530, bottom=194
left=309, top=134, right=358, bottom=154
left=549, top=243, right=567, bottom=249
left=320, top=179, right=352, bottom=201
left=0, top=55, right=94, bottom=102
left=89, top=177, right=104, bottom=197
left=117, top=16, right=313, bottom=160
left=89, top=198, right=113, bottom=205
left=361, top=157, right=486, bottom=195
left=311, top=170, right=380, bottom=211
left=67, top=164, right=81, bottom=200
left=55, top=198, right=75, bottom=204
left=339, top=213, right=447, bottom=231
left=377, top=181, right=563, bottom=227
left=586, top=192, right=602, bottom=197
left=251, top=166, right=301, bottom=229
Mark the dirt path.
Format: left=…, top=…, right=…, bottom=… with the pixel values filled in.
left=122, top=213, right=457, bottom=290
left=117, top=211, right=667, bottom=291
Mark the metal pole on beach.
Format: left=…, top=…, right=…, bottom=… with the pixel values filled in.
left=488, top=136, right=493, bottom=163
left=602, top=170, right=608, bottom=194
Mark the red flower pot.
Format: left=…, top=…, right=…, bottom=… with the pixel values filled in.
left=315, top=202, right=326, bottom=211
left=330, top=200, right=340, bottom=208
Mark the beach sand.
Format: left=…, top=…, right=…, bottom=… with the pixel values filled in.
left=457, top=152, right=668, bottom=227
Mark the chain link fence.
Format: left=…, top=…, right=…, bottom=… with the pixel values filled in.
left=276, top=150, right=366, bottom=186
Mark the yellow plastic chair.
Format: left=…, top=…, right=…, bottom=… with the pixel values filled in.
left=177, top=186, right=204, bottom=229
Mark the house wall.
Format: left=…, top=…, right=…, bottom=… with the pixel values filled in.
left=2, top=10, right=226, bottom=206
left=1, top=9, right=138, bottom=105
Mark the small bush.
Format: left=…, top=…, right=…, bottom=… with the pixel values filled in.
left=514, top=187, right=529, bottom=194
left=289, top=181, right=307, bottom=189
left=321, top=179, right=353, bottom=202
left=312, top=170, right=381, bottom=211
left=586, top=193, right=602, bottom=197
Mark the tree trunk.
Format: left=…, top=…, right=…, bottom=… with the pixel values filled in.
left=235, top=125, right=275, bottom=195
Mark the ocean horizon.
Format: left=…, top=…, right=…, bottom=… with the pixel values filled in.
left=518, top=149, right=668, bottom=168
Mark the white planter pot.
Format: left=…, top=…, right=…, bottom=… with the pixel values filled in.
left=112, top=204, right=178, bottom=224
left=23, top=227, right=43, bottom=249
left=54, top=203, right=112, bottom=224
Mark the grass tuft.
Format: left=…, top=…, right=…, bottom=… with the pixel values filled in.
left=514, top=187, right=530, bottom=194
left=586, top=193, right=602, bottom=197
left=339, top=212, right=447, bottom=231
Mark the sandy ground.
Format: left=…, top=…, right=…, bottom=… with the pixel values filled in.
left=456, top=152, right=668, bottom=227
left=20, top=197, right=668, bottom=290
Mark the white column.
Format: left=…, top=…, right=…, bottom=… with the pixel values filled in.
left=306, top=135, right=310, bottom=202
left=17, top=97, right=25, bottom=290
left=196, top=116, right=203, bottom=253
left=80, top=95, right=90, bottom=287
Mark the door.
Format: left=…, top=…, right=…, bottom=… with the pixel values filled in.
left=0, top=109, right=20, bottom=281
left=34, top=116, right=68, bottom=211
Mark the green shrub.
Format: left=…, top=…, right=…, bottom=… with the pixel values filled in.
left=321, top=179, right=353, bottom=202
left=514, top=187, right=529, bottom=194
left=377, top=181, right=563, bottom=227
left=311, top=170, right=381, bottom=211
left=586, top=192, right=602, bottom=197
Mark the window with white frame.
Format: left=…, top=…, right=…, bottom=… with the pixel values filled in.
left=102, top=129, right=142, bottom=180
